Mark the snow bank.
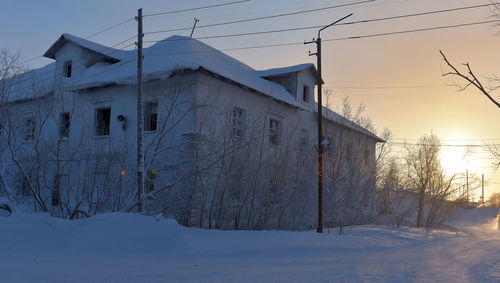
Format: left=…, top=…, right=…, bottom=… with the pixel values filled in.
left=448, top=207, right=500, bottom=227
left=1, top=209, right=499, bottom=282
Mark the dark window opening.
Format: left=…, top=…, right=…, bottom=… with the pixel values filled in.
left=303, top=85, right=310, bottom=102
left=269, top=118, right=281, bottom=146
left=64, top=61, right=72, bottom=78
left=145, top=102, right=158, bottom=132
left=95, top=108, right=111, bottom=136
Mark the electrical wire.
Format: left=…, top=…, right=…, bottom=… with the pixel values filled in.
left=392, top=138, right=500, bottom=141
left=143, top=19, right=500, bottom=44
left=143, top=0, right=251, bottom=18
left=325, top=20, right=500, bottom=42
left=337, top=2, right=500, bottom=27
left=11, top=40, right=137, bottom=95
left=14, top=35, right=136, bottom=86
left=387, top=142, right=500, bottom=148
left=19, top=18, right=135, bottom=65
left=327, top=85, right=448, bottom=89
left=145, top=0, right=375, bottom=34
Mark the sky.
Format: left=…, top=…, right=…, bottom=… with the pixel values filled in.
left=1, top=0, right=499, bottom=198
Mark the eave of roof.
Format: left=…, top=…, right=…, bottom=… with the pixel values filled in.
left=43, top=34, right=121, bottom=62
left=257, top=63, right=325, bottom=84
left=319, top=106, right=385, bottom=143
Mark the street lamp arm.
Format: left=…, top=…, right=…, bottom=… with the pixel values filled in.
left=318, top=13, right=353, bottom=38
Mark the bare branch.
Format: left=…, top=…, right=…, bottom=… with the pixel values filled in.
left=440, top=50, right=500, bottom=109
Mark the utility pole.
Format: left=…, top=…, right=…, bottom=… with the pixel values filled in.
left=466, top=169, right=469, bottom=207
left=305, top=13, right=353, bottom=234
left=190, top=18, right=200, bottom=38
left=482, top=174, right=484, bottom=204
left=136, top=8, right=144, bottom=213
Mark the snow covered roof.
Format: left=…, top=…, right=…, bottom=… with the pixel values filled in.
left=256, top=63, right=316, bottom=78
left=72, top=35, right=305, bottom=109
left=320, top=106, right=385, bottom=142
left=3, top=62, right=55, bottom=103
left=5, top=34, right=383, bottom=141
left=43, top=33, right=125, bottom=62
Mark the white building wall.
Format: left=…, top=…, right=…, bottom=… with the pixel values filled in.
left=0, top=41, right=379, bottom=227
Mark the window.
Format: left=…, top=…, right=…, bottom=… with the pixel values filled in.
left=95, top=108, right=111, bottom=136
left=59, top=112, right=70, bottom=138
left=269, top=118, right=281, bottom=146
left=303, top=85, right=310, bottom=103
left=232, top=107, right=246, bottom=138
left=24, top=117, right=36, bottom=141
left=63, top=60, right=72, bottom=78
left=144, top=102, right=158, bottom=132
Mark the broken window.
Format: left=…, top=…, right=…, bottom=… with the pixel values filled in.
left=95, top=108, right=111, bottom=136
left=63, top=60, right=72, bottom=78
left=269, top=118, right=281, bottom=146
left=144, top=101, right=158, bottom=132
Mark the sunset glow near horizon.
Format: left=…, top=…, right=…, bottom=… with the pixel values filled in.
left=2, top=0, right=499, bottom=199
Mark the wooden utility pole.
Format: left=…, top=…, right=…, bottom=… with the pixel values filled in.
left=305, top=13, right=352, bottom=234
left=136, top=8, right=144, bottom=213
left=466, top=169, right=469, bottom=207
left=482, top=174, right=484, bottom=204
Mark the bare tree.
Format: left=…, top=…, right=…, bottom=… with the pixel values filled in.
left=404, top=134, right=462, bottom=227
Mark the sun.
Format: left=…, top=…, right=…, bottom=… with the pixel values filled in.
left=439, top=147, right=469, bottom=176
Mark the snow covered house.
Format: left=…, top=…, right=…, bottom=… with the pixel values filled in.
left=0, top=34, right=383, bottom=229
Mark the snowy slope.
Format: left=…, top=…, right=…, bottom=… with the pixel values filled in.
left=0, top=208, right=498, bottom=282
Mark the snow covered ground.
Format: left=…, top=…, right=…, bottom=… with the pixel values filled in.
left=0, top=208, right=498, bottom=282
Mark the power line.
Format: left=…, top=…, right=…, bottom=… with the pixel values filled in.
left=327, top=85, right=448, bottom=89
left=84, top=18, right=135, bottom=39
left=387, top=142, right=500, bottom=147
left=325, top=20, right=500, bottom=42
left=145, top=1, right=499, bottom=35
left=11, top=39, right=136, bottom=94
left=144, top=19, right=499, bottom=44
left=392, top=138, right=500, bottom=141
left=19, top=18, right=135, bottom=65
left=18, top=1, right=249, bottom=65
left=11, top=16, right=500, bottom=94
left=337, top=2, right=500, bottom=27
left=143, top=0, right=251, bottom=18
left=145, top=0, right=375, bottom=35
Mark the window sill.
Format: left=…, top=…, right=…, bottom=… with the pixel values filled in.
left=144, top=130, right=157, bottom=134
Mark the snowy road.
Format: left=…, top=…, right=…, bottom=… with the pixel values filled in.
left=0, top=208, right=498, bottom=282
